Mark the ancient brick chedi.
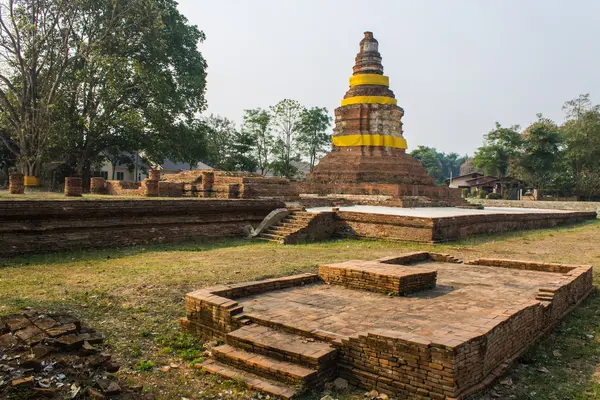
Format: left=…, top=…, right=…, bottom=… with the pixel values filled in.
left=309, top=32, right=434, bottom=186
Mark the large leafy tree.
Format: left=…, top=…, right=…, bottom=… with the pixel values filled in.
left=0, top=0, right=124, bottom=176
left=202, top=114, right=236, bottom=170
left=0, top=0, right=207, bottom=183
left=241, top=108, right=272, bottom=175
left=223, top=129, right=258, bottom=172
left=270, top=99, right=305, bottom=178
left=560, top=94, right=600, bottom=198
left=297, top=107, right=331, bottom=172
left=473, top=123, right=523, bottom=179
left=518, top=114, right=562, bottom=193
left=53, top=0, right=207, bottom=184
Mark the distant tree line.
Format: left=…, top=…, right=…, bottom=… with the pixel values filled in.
left=202, top=100, right=332, bottom=178
left=0, top=0, right=208, bottom=187
left=473, top=94, right=600, bottom=200
left=409, top=146, right=468, bottom=185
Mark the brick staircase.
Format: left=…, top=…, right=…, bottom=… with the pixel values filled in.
left=199, top=324, right=337, bottom=399
left=256, top=210, right=318, bottom=244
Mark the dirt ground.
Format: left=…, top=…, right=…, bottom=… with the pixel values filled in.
left=1, top=219, right=599, bottom=399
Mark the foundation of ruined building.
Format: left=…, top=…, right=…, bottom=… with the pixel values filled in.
left=305, top=32, right=463, bottom=206
left=8, top=173, right=24, bottom=194
left=141, top=178, right=159, bottom=197
left=64, top=177, right=83, bottom=197
left=0, top=199, right=283, bottom=256
left=184, top=252, right=594, bottom=399
left=149, top=169, right=161, bottom=181
left=90, top=177, right=106, bottom=194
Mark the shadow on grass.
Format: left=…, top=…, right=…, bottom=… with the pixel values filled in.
left=0, top=237, right=256, bottom=268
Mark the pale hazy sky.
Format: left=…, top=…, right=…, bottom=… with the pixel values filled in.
left=177, top=0, right=599, bottom=155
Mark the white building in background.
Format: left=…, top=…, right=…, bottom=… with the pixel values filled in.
left=94, top=153, right=212, bottom=182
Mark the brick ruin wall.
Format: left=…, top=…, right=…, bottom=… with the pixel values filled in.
left=282, top=212, right=338, bottom=245
left=318, top=263, right=437, bottom=295
left=296, top=182, right=464, bottom=206
left=432, top=211, right=596, bottom=242
left=183, top=274, right=320, bottom=339
left=469, top=199, right=600, bottom=214
left=327, top=210, right=596, bottom=243
left=183, top=259, right=593, bottom=399
left=336, top=263, right=593, bottom=400
left=0, top=199, right=283, bottom=257
left=335, top=212, right=435, bottom=242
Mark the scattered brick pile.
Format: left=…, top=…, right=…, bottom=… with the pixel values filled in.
left=319, top=260, right=437, bottom=295
left=0, top=310, right=148, bottom=399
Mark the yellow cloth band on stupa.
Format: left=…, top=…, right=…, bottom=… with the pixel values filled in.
left=349, top=74, right=389, bottom=87
left=341, top=96, right=397, bottom=106
left=333, top=134, right=407, bottom=150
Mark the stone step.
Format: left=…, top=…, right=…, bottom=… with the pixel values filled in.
left=258, top=233, right=285, bottom=240
left=199, top=359, right=297, bottom=399
left=212, top=344, right=317, bottom=385
left=267, top=226, right=303, bottom=234
left=226, top=324, right=337, bottom=369
left=279, top=222, right=306, bottom=228
left=255, top=237, right=284, bottom=244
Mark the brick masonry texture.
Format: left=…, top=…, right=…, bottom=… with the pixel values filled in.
left=183, top=253, right=593, bottom=399
left=469, top=199, right=600, bottom=213
left=0, top=199, right=283, bottom=256
left=335, top=210, right=596, bottom=243
left=297, top=182, right=465, bottom=206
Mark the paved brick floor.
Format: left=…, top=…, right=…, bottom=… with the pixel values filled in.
left=240, top=262, right=564, bottom=345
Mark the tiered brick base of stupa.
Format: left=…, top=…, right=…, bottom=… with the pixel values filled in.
left=305, top=32, right=463, bottom=206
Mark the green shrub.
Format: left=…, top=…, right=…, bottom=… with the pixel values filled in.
left=135, top=360, right=155, bottom=372
left=486, top=193, right=502, bottom=200
left=461, top=188, right=469, bottom=198
left=478, top=190, right=488, bottom=199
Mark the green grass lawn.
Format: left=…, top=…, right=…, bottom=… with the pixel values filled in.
left=1, top=220, right=600, bottom=399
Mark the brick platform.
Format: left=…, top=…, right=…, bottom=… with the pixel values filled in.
left=319, top=260, right=437, bottom=295
left=183, top=252, right=594, bottom=399
left=0, top=199, right=283, bottom=256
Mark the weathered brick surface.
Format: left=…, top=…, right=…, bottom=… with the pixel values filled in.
left=8, top=173, right=24, bottom=194
left=186, top=253, right=594, bottom=399
left=105, top=180, right=142, bottom=196
left=332, top=210, right=596, bottom=243
left=469, top=199, right=600, bottom=213
left=0, top=199, right=283, bottom=256
left=432, top=211, right=596, bottom=242
left=319, top=260, right=437, bottom=295
left=297, top=182, right=464, bottom=206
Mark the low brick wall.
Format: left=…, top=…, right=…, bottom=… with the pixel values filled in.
left=298, top=182, right=464, bottom=205
left=0, top=199, right=283, bottom=256
left=105, top=180, right=142, bottom=196
left=329, top=210, right=596, bottom=243
left=469, top=198, right=600, bottom=213
left=319, top=260, right=437, bottom=295
left=432, top=211, right=596, bottom=242
left=183, top=274, right=320, bottom=339
left=335, top=212, right=435, bottom=242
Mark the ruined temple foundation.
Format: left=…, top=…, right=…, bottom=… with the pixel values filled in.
left=304, top=32, right=463, bottom=207
left=184, top=252, right=594, bottom=399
